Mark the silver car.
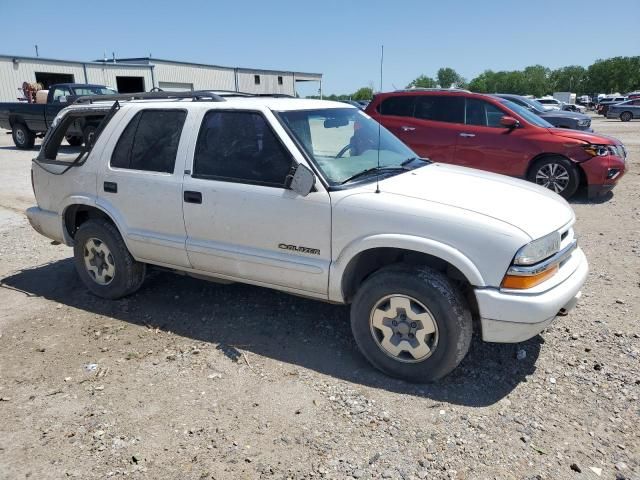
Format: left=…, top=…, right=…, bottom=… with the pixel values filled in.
left=606, top=99, right=640, bottom=121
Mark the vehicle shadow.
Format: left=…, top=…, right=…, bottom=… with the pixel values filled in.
left=569, top=189, right=614, bottom=205
left=1, top=258, right=544, bottom=407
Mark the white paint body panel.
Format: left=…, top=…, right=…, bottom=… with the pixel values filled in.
left=28, top=97, right=588, bottom=344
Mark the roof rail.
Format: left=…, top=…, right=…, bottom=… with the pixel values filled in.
left=200, top=90, right=296, bottom=98
left=73, top=90, right=226, bottom=104
left=393, top=87, right=471, bottom=93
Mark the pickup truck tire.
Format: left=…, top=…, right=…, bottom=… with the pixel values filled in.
left=528, top=156, right=579, bottom=199
left=73, top=219, right=146, bottom=299
left=350, top=265, right=472, bottom=383
left=12, top=123, right=35, bottom=149
left=66, top=135, right=83, bottom=146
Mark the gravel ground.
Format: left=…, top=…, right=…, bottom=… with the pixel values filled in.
left=0, top=116, right=638, bottom=480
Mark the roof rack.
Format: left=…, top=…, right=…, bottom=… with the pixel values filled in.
left=73, top=90, right=226, bottom=104
left=393, top=87, right=471, bottom=93
left=194, top=90, right=296, bottom=98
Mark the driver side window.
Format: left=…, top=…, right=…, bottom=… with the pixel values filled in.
left=466, top=99, right=505, bottom=127
left=193, top=111, right=294, bottom=187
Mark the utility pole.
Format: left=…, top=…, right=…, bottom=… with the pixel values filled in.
left=34, top=45, right=39, bottom=57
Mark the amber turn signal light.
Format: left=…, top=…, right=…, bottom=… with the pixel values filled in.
left=501, top=265, right=559, bottom=289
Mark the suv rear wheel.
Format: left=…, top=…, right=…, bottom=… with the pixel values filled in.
left=350, top=265, right=472, bottom=382
left=73, top=219, right=146, bottom=299
left=12, top=123, right=35, bottom=149
left=528, top=156, right=579, bottom=199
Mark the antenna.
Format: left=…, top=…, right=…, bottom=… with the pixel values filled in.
left=375, top=45, right=383, bottom=194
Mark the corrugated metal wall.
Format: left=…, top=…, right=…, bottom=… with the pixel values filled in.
left=236, top=70, right=295, bottom=95
left=0, top=57, right=85, bottom=101
left=153, top=62, right=236, bottom=91
left=85, top=64, right=153, bottom=90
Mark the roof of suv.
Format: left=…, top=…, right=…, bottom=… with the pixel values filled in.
left=68, top=96, right=350, bottom=112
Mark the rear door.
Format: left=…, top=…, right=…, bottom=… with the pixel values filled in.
left=454, top=98, right=528, bottom=176
left=410, top=95, right=464, bottom=162
left=370, top=95, right=418, bottom=147
left=96, top=107, right=191, bottom=268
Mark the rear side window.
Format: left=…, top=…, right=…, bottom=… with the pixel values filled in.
left=465, top=98, right=505, bottom=127
left=414, top=96, right=465, bottom=123
left=111, top=109, right=187, bottom=173
left=193, top=110, right=293, bottom=187
left=378, top=96, right=415, bottom=117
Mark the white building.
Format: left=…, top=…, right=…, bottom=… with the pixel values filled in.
left=0, top=54, right=322, bottom=101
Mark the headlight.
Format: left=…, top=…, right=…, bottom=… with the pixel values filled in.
left=577, top=119, right=590, bottom=127
left=513, top=231, right=561, bottom=266
left=583, top=144, right=617, bottom=157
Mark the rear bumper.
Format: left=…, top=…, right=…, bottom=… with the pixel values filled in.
left=26, top=206, right=66, bottom=244
left=476, top=247, right=588, bottom=343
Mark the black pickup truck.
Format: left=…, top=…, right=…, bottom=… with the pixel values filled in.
left=0, top=83, right=117, bottom=149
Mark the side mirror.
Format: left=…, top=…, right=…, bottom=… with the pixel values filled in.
left=500, top=115, right=520, bottom=129
left=289, top=163, right=315, bottom=196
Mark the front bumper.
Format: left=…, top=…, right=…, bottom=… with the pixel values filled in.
left=580, top=153, right=627, bottom=198
left=26, top=206, right=66, bottom=244
left=476, top=247, right=588, bottom=343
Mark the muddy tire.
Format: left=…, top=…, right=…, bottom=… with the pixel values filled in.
left=73, top=219, right=145, bottom=299
left=350, top=265, right=472, bottom=383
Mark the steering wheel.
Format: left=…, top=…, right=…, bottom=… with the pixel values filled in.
left=335, top=143, right=353, bottom=158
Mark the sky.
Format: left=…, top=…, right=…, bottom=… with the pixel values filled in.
left=1, top=0, right=639, bottom=96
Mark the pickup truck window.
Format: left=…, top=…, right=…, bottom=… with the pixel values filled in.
left=193, top=110, right=293, bottom=187
left=111, top=109, right=186, bottom=173
left=52, top=87, right=71, bottom=103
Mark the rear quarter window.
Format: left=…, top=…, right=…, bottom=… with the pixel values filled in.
left=110, top=109, right=187, bottom=173
left=378, top=96, right=415, bottom=117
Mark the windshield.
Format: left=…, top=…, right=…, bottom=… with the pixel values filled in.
left=521, top=97, right=547, bottom=113
left=277, top=108, right=421, bottom=185
left=71, top=86, right=118, bottom=96
left=500, top=100, right=554, bottom=128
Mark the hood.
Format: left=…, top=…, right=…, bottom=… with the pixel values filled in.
left=540, top=110, right=589, bottom=121
left=546, top=128, right=621, bottom=145
left=377, top=163, right=573, bottom=239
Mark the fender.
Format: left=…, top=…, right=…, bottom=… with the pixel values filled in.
left=328, top=233, right=485, bottom=303
left=60, top=195, right=132, bottom=252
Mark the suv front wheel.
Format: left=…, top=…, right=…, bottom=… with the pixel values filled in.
left=528, top=156, right=579, bottom=199
left=350, top=265, right=472, bottom=382
left=73, top=219, right=146, bottom=299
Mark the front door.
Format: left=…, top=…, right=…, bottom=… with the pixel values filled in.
left=181, top=109, right=331, bottom=297
left=97, top=107, right=191, bottom=268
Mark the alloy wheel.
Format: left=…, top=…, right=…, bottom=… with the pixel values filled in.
left=15, top=128, right=25, bottom=145
left=369, top=295, right=439, bottom=363
left=535, top=163, right=570, bottom=193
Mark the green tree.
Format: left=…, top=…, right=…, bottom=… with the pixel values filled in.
left=549, top=65, right=587, bottom=93
left=352, top=87, right=373, bottom=100
left=437, top=67, right=465, bottom=88
left=522, top=65, right=551, bottom=97
left=406, top=75, right=437, bottom=88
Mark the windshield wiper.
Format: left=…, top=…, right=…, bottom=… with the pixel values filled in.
left=401, top=156, right=429, bottom=166
left=340, top=166, right=409, bottom=185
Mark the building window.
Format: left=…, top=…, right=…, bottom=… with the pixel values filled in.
left=278, top=76, right=283, bottom=85
left=254, top=75, right=261, bottom=85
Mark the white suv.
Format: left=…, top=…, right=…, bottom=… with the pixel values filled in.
left=26, top=91, right=588, bottom=382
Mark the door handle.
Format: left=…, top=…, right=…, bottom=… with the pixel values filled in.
left=103, top=181, right=117, bottom=193
left=183, top=191, right=202, bottom=204
left=459, top=133, right=476, bottom=138
left=401, top=126, right=416, bottom=132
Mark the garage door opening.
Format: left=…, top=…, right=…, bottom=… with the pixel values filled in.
left=116, top=76, right=145, bottom=93
left=35, top=72, right=75, bottom=89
